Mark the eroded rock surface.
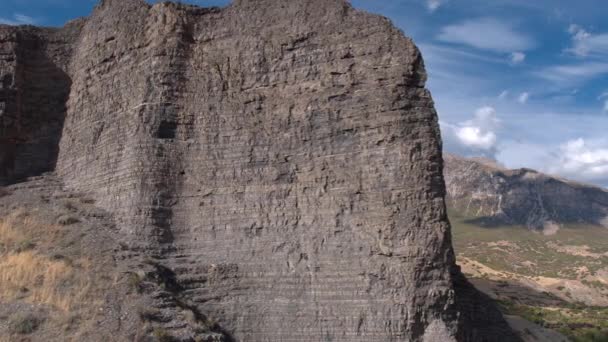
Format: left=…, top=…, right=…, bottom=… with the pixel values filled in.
left=444, top=154, right=608, bottom=229
left=0, top=1, right=518, bottom=340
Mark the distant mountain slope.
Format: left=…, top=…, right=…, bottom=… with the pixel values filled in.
left=443, top=154, right=608, bottom=230
left=445, top=154, right=608, bottom=341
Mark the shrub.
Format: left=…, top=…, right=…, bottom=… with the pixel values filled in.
left=0, top=251, right=77, bottom=311
left=152, top=327, right=173, bottom=342
left=56, top=215, right=80, bottom=226
left=14, top=239, right=36, bottom=253
left=139, top=307, right=163, bottom=322
left=9, top=313, right=42, bottom=334
left=127, top=272, right=144, bottom=293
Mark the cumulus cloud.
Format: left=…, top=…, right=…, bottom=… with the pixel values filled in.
left=498, top=90, right=509, bottom=100
left=440, top=106, right=500, bottom=158
left=510, top=52, right=526, bottom=64
left=518, top=92, right=529, bottom=104
left=547, top=138, right=608, bottom=184
left=438, top=18, right=534, bottom=52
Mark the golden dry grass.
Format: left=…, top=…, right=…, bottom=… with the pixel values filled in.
left=0, top=252, right=91, bottom=311
left=0, top=211, right=62, bottom=249
left=0, top=214, right=29, bottom=250
left=0, top=212, right=92, bottom=311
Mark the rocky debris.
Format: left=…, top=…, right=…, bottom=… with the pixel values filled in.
left=1, top=0, right=518, bottom=340
left=444, top=154, right=608, bottom=230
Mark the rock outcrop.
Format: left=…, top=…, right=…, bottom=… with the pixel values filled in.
left=444, top=154, right=608, bottom=230
left=0, top=1, right=518, bottom=340
left=0, top=22, right=81, bottom=184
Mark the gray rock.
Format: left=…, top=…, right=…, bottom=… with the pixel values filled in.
left=0, top=1, right=519, bottom=340
left=444, top=153, right=608, bottom=230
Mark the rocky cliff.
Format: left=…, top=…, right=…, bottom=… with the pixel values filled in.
left=0, top=0, right=518, bottom=341
left=444, top=154, right=608, bottom=230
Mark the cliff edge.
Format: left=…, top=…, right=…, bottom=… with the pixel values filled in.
left=0, top=0, right=518, bottom=340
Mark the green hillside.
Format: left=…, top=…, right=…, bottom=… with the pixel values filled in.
left=450, top=211, right=608, bottom=341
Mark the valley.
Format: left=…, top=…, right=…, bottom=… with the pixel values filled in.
left=451, top=202, right=608, bottom=341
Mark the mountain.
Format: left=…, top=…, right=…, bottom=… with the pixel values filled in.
left=445, top=154, right=608, bottom=341
left=444, top=153, right=608, bottom=231
left=0, top=0, right=517, bottom=341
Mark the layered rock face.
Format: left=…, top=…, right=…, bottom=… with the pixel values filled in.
left=0, top=23, right=81, bottom=184
left=1, top=1, right=518, bottom=340
left=444, top=154, right=608, bottom=229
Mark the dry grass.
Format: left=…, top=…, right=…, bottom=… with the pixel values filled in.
left=0, top=212, right=92, bottom=311
left=0, top=252, right=91, bottom=311
left=0, top=212, right=62, bottom=250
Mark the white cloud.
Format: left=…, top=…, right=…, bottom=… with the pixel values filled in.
left=499, top=90, right=509, bottom=100
left=456, top=126, right=496, bottom=149
left=0, top=18, right=18, bottom=25
left=536, top=62, right=608, bottom=84
left=13, top=14, right=35, bottom=25
left=547, top=138, right=608, bottom=184
left=566, top=24, right=608, bottom=58
left=604, top=100, right=608, bottom=112
left=518, top=92, right=529, bottom=104
left=510, top=52, right=526, bottom=64
left=499, top=137, right=608, bottom=187
left=0, top=13, right=36, bottom=26
left=441, top=106, right=500, bottom=158
left=438, top=17, right=535, bottom=52
left=568, top=24, right=590, bottom=40
left=427, top=0, right=443, bottom=12
left=419, top=43, right=507, bottom=65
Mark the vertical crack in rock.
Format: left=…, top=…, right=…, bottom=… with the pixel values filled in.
left=1, top=0, right=520, bottom=340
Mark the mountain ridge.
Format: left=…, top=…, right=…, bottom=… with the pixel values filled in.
left=444, top=153, right=608, bottom=231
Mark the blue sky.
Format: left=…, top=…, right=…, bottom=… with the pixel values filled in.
left=1, top=0, right=608, bottom=186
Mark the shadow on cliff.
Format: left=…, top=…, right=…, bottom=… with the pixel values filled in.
left=0, top=33, right=71, bottom=185
left=451, top=268, right=524, bottom=341
left=467, top=276, right=569, bottom=308
left=144, top=260, right=237, bottom=342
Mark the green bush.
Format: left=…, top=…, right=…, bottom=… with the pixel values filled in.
left=574, top=329, right=608, bottom=342
left=127, top=272, right=144, bottom=293
left=9, top=313, right=42, bottom=334
left=153, top=327, right=174, bottom=342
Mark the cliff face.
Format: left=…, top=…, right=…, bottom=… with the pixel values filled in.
left=444, top=154, right=608, bottom=230
left=0, top=23, right=81, bottom=184
left=0, top=1, right=517, bottom=341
